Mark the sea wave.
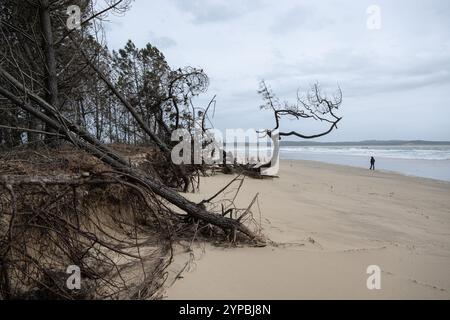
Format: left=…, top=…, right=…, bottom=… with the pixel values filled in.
left=279, top=146, right=450, bottom=160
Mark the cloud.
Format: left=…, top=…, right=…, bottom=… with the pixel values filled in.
left=270, top=4, right=334, bottom=34
left=104, top=0, right=450, bottom=140
left=170, top=0, right=263, bottom=24
left=148, top=32, right=177, bottom=49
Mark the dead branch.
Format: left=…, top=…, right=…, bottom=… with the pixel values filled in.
left=258, top=80, right=343, bottom=139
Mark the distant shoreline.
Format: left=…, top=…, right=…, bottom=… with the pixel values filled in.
left=280, top=140, right=450, bottom=147
left=227, top=140, right=450, bottom=147
left=279, top=152, right=450, bottom=182
left=284, top=158, right=450, bottom=184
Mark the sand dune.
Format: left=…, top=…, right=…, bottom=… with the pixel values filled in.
left=166, top=160, right=450, bottom=299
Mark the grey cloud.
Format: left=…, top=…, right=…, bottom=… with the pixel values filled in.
left=148, top=32, right=177, bottom=49
left=104, top=0, right=450, bottom=141
left=171, top=0, right=264, bottom=24
left=270, top=4, right=334, bottom=34
left=259, top=47, right=450, bottom=99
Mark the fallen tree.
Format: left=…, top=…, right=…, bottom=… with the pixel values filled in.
left=0, top=1, right=342, bottom=300
left=0, top=168, right=174, bottom=299
left=0, top=141, right=263, bottom=299
left=0, top=0, right=264, bottom=300
left=0, top=66, right=261, bottom=243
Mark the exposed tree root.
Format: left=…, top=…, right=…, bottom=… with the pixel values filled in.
left=0, top=148, right=264, bottom=299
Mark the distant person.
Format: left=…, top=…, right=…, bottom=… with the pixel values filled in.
left=370, top=156, right=376, bottom=170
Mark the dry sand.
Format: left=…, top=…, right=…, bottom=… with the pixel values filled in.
left=165, top=160, right=450, bottom=299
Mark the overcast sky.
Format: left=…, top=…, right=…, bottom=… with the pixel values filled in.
left=103, top=0, right=450, bottom=142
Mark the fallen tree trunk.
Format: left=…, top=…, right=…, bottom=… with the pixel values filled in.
left=82, top=51, right=171, bottom=155
left=0, top=66, right=128, bottom=167
left=80, top=51, right=192, bottom=191
left=0, top=78, right=263, bottom=243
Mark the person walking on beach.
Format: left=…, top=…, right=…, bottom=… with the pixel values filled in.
left=370, top=156, right=376, bottom=170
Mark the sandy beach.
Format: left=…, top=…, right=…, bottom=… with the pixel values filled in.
left=166, top=160, right=450, bottom=300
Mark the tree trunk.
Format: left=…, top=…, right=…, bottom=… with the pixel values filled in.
left=39, top=0, right=59, bottom=144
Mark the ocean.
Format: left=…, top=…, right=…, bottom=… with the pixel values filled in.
left=279, top=145, right=450, bottom=182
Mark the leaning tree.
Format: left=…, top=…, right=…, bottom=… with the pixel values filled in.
left=257, top=80, right=342, bottom=140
